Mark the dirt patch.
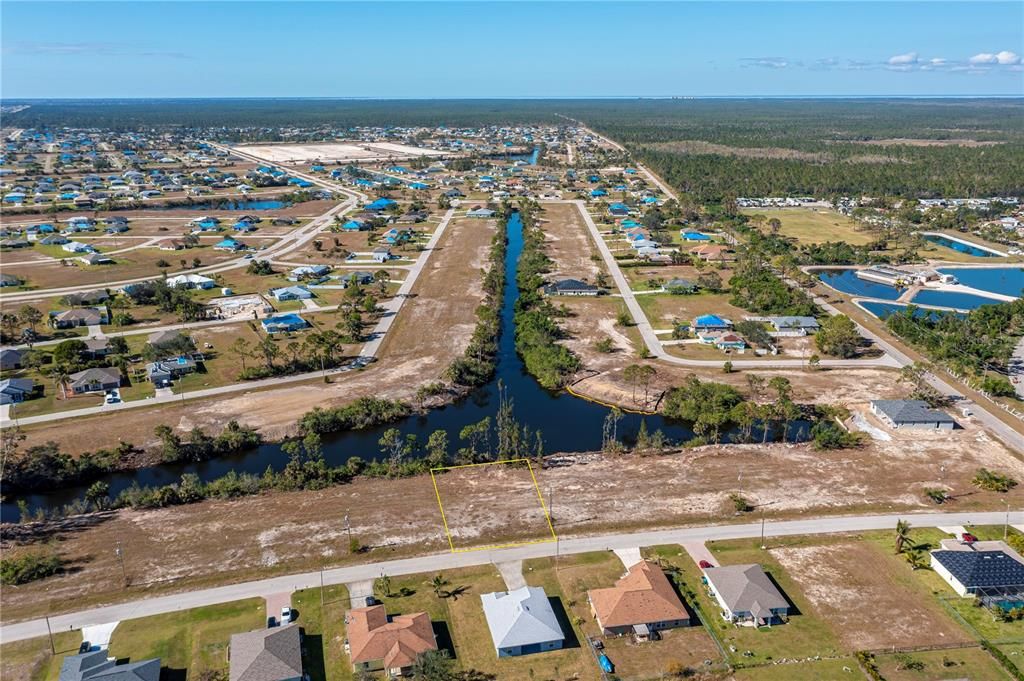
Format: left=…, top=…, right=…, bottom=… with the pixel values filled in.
left=3, top=435, right=1023, bottom=622
left=771, top=542, right=971, bottom=649
left=17, top=214, right=496, bottom=452
left=849, top=138, right=1003, bottom=147
left=538, top=202, right=601, bottom=281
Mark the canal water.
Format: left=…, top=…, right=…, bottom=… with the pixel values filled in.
left=923, top=234, right=1001, bottom=258
left=2, top=211, right=801, bottom=520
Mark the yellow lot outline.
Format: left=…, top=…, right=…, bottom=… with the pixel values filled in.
left=430, top=458, right=558, bottom=553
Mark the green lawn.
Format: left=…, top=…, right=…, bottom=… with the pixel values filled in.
left=292, top=585, right=353, bottom=681
left=644, top=542, right=844, bottom=668
left=107, top=598, right=266, bottom=676
left=862, top=527, right=1024, bottom=644
left=871, top=647, right=1013, bottom=681
left=731, top=657, right=858, bottom=680
left=740, top=208, right=878, bottom=246
left=0, top=630, right=83, bottom=681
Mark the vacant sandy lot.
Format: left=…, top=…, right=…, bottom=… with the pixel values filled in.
left=771, top=542, right=971, bottom=649
left=3, top=435, right=1022, bottom=622
left=233, top=142, right=447, bottom=164
left=433, top=462, right=554, bottom=550
left=537, top=201, right=602, bottom=281
left=17, top=213, right=496, bottom=453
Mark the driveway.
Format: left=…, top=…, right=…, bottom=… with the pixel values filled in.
left=612, top=547, right=642, bottom=569
left=681, top=541, right=717, bottom=568
left=496, top=561, right=525, bottom=591
left=264, top=592, right=292, bottom=624
left=347, top=579, right=375, bottom=609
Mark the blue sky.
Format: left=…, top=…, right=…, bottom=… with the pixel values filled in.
left=2, top=1, right=1022, bottom=98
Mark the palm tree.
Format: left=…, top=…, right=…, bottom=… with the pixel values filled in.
left=53, top=366, right=70, bottom=400
left=895, top=519, right=912, bottom=554
left=429, top=573, right=449, bottom=599
left=374, top=574, right=392, bottom=599
left=230, top=338, right=252, bottom=373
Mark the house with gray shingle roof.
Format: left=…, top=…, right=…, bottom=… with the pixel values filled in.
left=481, top=586, right=564, bottom=657
left=59, top=650, right=160, bottom=681
left=870, top=399, right=955, bottom=430
left=68, top=367, right=121, bottom=395
left=229, top=623, right=303, bottom=681
left=702, top=564, right=790, bottom=627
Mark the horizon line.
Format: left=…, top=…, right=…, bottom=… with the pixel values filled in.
left=3, top=94, right=1023, bottom=102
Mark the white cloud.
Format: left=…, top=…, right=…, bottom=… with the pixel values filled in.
left=740, top=57, right=789, bottom=69
left=887, top=52, right=919, bottom=65
left=929, top=58, right=946, bottom=65
left=996, top=50, right=1021, bottom=65
left=970, top=52, right=998, bottom=64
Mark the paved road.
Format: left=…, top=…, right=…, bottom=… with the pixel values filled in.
left=0, top=209, right=460, bottom=429
left=2, top=510, right=1019, bottom=643
left=565, top=200, right=899, bottom=369
left=0, top=148, right=368, bottom=304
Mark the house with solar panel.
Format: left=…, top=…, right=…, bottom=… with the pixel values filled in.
left=931, top=539, right=1024, bottom=611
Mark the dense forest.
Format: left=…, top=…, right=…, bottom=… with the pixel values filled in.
left=576, top=99, right=1024, bottom=202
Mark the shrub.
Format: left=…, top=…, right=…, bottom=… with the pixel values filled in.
left=973, top=468, right=1017, bottom=493
left=1, top=551, right=64, bottom=585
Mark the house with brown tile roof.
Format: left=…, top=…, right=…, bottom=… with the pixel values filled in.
left=689, top=244, right=735, bottom=262
left=588, top=560, right=690, bottom=637
left=347, top=604, right=437, bottom=677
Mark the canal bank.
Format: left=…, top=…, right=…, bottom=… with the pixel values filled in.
left=2, top=210, right=800, bottom=520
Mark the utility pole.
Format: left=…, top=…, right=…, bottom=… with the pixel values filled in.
left=1005, top=501, right=1010, bottom=542
left=45, top=615, right=55, bottom=655
left=344, top=513, right=352, bottom=551
left=115, top=541, right=127, bottom=587
left=320, top=568, right=325, bottom=609
left=760, top=512, right=766, bottom=551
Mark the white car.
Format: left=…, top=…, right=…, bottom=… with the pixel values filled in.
left=280, top=606, right=292, bottom=625
left=104, top=391, right=121, bottom=405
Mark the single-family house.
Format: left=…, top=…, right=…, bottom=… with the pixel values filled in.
left=62, top=241, right=95, bottom=254
left=372, top=248, right=393, bottom=263
left=931, top=539, right=1024, bottom=599
left=543, top=279, right=599, bottom=296
left=347, top=605, right=437, bottom=677
left=68, top=367, right=121, bottom=395
left=341, top=271, right=375, bottom=287
left=50, top=307, right=108, bottom=328
left=591, top=188, right=608, bottom=198
left=166, top=274, right=216, bottom=290
left=83, top=338, right=112, bottom=358
left=681, top=231, right=711, bottom=242
left=261, top=314, right=309, bottom=334
left=58, top=650, right=160, bottom=681
left=214, top=237, right=246, bottom=252
left=0, top=348, right=24, bottom=370
left=702, top=564, right=790, bottom=626
left=0, top=273, right=24, bottom=287
left=147, top=330, right=187, bottom=351
left=480, top=586, right=565, bottom=657
left=692, top=314, right=732, bottom=332
left=0, top=378, right=36, bottom=405
left=689, top=244, right=735, bottom=262
left=666, top=278, right=697, bottom=293
left=588, top=560, right=690, bottom=637
left=271, top=285, right=314, bottom=302
left=38, top=234, right=69, bottom=246
left=147, top=356, right=197, bottom=385
left=229, top=624, right=303, bottom=681
left=608, top=202, right=629, bottom=216
left=156, top=239, right=185, bottom=251
left=766, top=316, right=820, bottom=336
left=870, top=400, right=955, bottom=430
left=365, top=198, right=397, bottom=212
left=289, top=264, right=330, bottom=282
left=79, top=253, right=115, bottom=266
left=467, top=207, right=496, bottom=218
left=0, top=239, right=30, bottom=249
left=341, top=219, right=366, bottom=231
